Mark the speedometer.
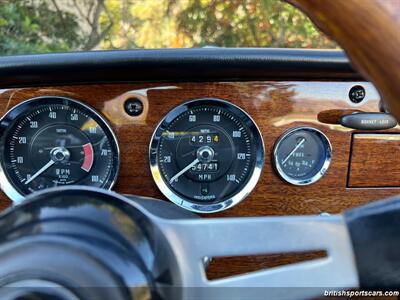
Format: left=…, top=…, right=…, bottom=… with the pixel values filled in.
left=0, top=96, right=120, bottom=202
left=149, top=98, right=264, bottom=213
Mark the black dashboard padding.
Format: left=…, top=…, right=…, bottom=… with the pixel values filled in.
left=344, top=196, right=400, bottom=289
left=0, top=48, right=362, bottom=87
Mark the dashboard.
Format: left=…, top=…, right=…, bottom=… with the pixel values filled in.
left=0, top=80, right=399, bottom=215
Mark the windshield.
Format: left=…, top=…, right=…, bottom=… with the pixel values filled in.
left=0, top=0, right=338, bottom=55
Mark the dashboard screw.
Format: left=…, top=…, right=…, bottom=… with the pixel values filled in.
left=124, top=98, right=144, bottom=116
left=349, top=85, right=366, bottom=103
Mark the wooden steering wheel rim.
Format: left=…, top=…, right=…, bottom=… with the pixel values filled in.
left=286, top=0, right=400, bottom=118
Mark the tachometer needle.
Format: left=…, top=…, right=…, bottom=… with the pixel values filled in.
left=169, top=158, right=200, bottom=184
left=25, top=159, right=55, bottom=185
left=282, top=138, right=306, bottom=165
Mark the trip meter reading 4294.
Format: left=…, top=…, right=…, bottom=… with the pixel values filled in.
left=0, top=97, right=120, bottom=202
left=149, top=98, right=264, bottom=213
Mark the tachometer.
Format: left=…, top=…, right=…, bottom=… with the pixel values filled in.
left=149, top=98, right=264, bottom=213
left=0, top=96, right=120, bottom=202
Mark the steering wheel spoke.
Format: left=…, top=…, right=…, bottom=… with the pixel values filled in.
left=156, top=214, right=359, bottom=299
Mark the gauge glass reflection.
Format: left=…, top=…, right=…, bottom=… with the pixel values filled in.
left=273, top=127, right=331, bottom=185
left=149, top=98, right=264, bottom=213
left=0, top=97, right=119, bottom=201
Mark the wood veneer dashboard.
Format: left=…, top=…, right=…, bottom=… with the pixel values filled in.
left=2, top=80, right=400, bottom=280
left=0, top=81, right=399, bottom=216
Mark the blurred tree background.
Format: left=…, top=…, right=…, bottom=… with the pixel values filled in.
left=0, top=0, right=338, bottom=55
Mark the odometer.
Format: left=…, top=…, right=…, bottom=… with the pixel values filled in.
left=149, top=98, right=264, bottom=213
left=0, top=97, right=120, bottom=202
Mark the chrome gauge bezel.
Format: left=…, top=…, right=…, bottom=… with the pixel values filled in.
left=0, top=96, right=120, bottom=203
left=273, top=126, right=332, bottom=186
left=149, top=98, right=265, bottom=214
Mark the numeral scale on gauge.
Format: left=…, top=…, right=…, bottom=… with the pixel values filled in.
left=273, top=127, right=332, bottom=186
left=149, top=98, right=264, bottom=213
left=0, top=97, right=120, bottom=202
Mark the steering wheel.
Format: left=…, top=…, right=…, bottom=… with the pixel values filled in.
left=288, top=0, right=400, bottom=119
left=0, top=2, right=399, bottom=300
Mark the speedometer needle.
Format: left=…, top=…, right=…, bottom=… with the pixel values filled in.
left=282, top=138, right=306, bottom=165
left=25, top=159, right=55, bottom=185
left=169, top=158, right=199, bottom=184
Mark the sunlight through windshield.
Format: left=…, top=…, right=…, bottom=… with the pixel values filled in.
left=0, top=0, right=339, bottom=55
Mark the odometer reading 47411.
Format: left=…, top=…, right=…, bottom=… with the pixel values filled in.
left=149, top=98, right=264, bottom=213
left=0, top=97, right=120, bottom=202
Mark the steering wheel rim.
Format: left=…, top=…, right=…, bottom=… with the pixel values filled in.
left=287, top=0, right=400, bottom=118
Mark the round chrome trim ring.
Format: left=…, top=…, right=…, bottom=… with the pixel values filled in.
left=0, top=96, right=120, bottom=203
left=273, top=126, right=332, bottom=186
left=149, top=98, right=265, bottom=214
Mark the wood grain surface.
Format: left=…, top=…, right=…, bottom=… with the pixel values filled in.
left=0, top=81, right=400, bottom=279
left=0, top=81, right=398, bottom=213
left=349, top=134, right=400, bottom=187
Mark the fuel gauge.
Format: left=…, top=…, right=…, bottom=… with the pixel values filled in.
left=273, top=127, right=332, bottom=185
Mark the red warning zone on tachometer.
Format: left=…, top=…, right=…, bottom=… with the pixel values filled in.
left=81, top=143, right=94, bottom=172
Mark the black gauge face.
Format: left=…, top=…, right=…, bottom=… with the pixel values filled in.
left=273, top=127, right=331, bottom=185
left=0, top=97, right=119, bottom=201
left=149, top=99, right=264, bottom=213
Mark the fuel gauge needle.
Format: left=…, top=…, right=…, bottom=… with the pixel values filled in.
left=282, top=138, right=305, bottom=165
left=169, top=158, right=199, bottom=184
